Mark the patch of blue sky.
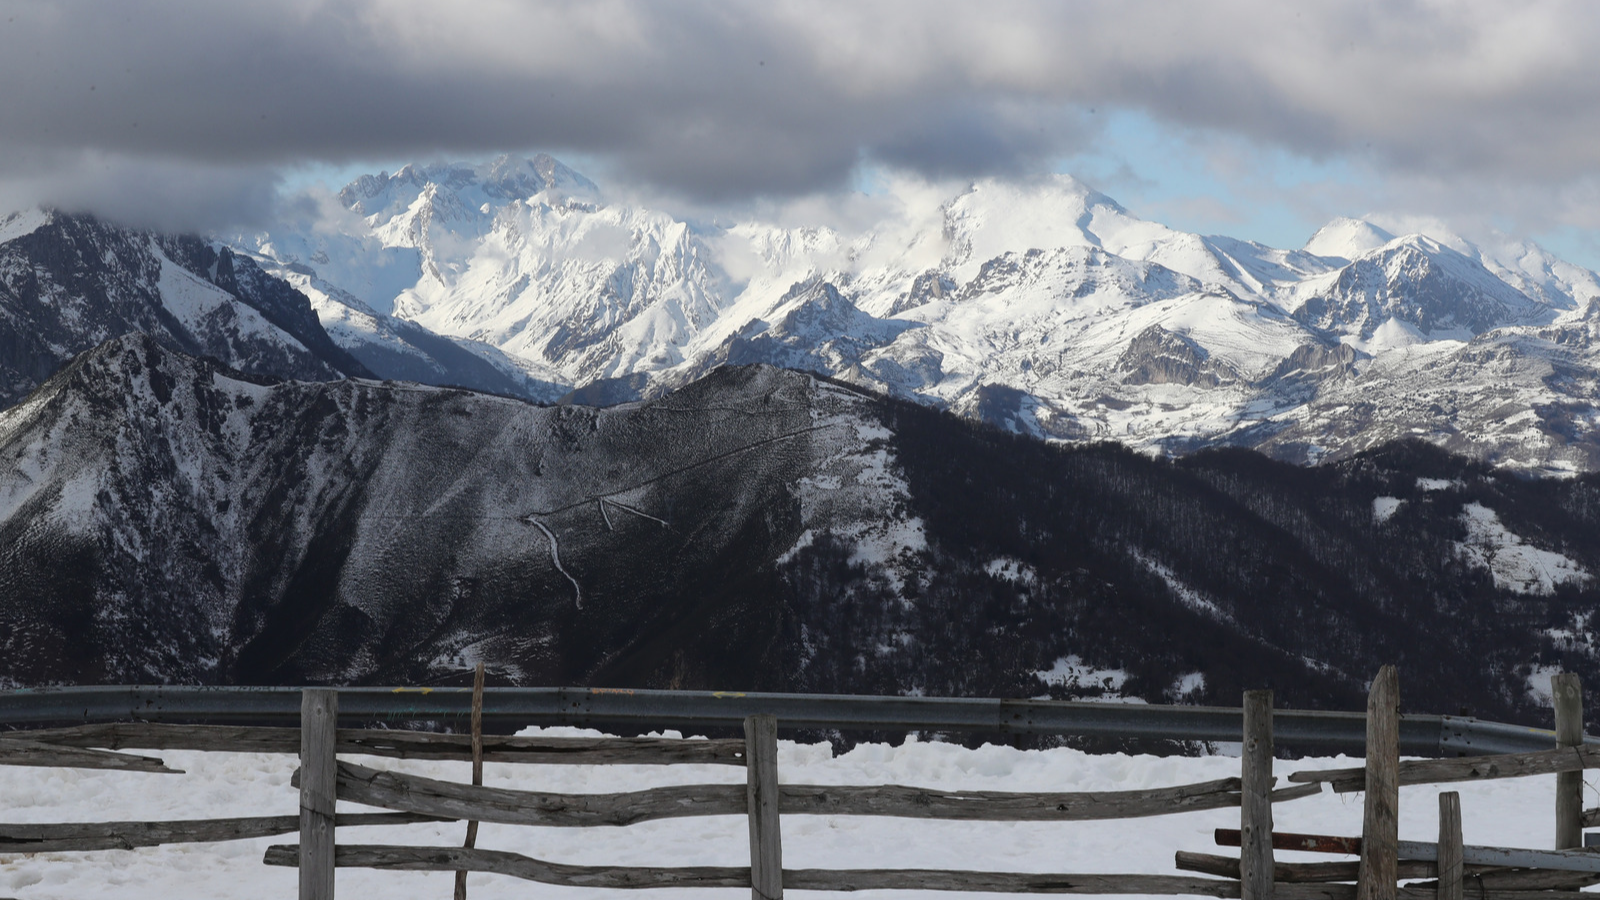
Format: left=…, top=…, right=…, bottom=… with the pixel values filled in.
left=1055, top=109, right=1376, bottom=252
left=1529, top=225, right=1600, bottom=274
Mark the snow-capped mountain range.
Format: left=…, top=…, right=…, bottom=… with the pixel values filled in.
left=216, top=155, right=1600, bottom=473
left=6, top=155, right=1600, bottom=473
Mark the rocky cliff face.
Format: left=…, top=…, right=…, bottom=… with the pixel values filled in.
left=4, top=336, right=1598, bottom=728
left=0, top=210, right=371, bottom=407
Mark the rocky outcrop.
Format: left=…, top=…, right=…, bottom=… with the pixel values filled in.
left=1117, top=325, right=1237, bottom=387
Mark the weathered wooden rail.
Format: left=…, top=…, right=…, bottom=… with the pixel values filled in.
left=0, top=674, right=1593, bottom=900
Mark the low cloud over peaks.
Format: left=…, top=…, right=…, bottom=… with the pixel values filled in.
left=2, top=2, right=1600, bottom=234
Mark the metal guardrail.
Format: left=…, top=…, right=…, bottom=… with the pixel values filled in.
left=0, top=685, right=1588, bottom=757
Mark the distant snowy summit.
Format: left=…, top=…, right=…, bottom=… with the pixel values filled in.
left=9, top=153, right=1600, bottom=472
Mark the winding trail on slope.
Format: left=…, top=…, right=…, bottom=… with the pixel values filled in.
left=524, top=516, right=583, bottom=608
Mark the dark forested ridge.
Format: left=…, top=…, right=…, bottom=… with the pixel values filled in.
left=855, top=401, right=1600, bottom=724
left=1, top=335, right=1596, bottom=733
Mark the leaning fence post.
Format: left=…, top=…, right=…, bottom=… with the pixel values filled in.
left=1554, top=672, right=1583, bottom=850
left=300, top=688, right=338, bottom=900
left=1357, top=665, right=1399, bottom=900
left=744, top=714, right=782, bottom=900
left=1241, top=689, right=1274, bottom=900
left=1437, top=792, right=1463, bottom=900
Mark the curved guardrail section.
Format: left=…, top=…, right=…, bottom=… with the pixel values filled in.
left=0, top=685, right=1585, bottom=757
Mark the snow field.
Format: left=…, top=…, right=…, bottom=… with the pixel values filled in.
left=0, top=728, right=1577, bottom=900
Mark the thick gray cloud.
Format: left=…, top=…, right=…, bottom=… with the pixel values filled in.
left=2, top=1, right=1600, bottom=230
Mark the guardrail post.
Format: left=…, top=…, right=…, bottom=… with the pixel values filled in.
left=300, top=688, right=338, bottom=900
left=1357, top=665, right=1399, bottom=900
left=1437, top=791, right=1463, bottom=900
left=744, top=714, right=782, bottom=900
left=1554, top=672, right=1583, bottom=850
left=1241, top=689, right=1274, bottom=900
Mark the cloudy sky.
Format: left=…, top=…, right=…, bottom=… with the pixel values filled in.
left=4, top=1, right=1600, bottom=264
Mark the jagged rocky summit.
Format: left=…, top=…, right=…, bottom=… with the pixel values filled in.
left=3, top=336, right=1597, bottom=729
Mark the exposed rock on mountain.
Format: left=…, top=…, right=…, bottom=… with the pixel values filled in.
left=0, top=210, right=370, bottom=407
left=3, top=337, right=1598, bottom=730
left=1289, top=235, right=1551, bottom=341
left=1118, top=325, right=1236, bottom=387
left=0, top=209, right=564, bottom=407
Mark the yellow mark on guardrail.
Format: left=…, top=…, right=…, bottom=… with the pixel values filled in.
left=390, top=687, right=434, bottom=694
left=712, top=692, right=748, bottom=699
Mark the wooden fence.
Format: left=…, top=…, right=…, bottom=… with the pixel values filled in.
left=0, top=667, right=1596, bottom=900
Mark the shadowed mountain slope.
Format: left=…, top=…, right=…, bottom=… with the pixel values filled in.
left=1, top=336, right=1596, bottom=730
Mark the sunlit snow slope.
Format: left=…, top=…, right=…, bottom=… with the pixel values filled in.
left=236, top=157, right=1600, bottom=474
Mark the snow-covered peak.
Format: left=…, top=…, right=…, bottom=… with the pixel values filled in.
left=1289, top=232, right=1548, bottom=339
left=1451, top=234, right=1600, bottom=314
left=339, top=154, right=599, bottom=223
left=939, top=175, right=1140, bottom=277
left=933, top=176, right=1283, bottom=298
left=0, top=207, right=53, bottom=246
left=1303, top=217, right=1397, bottom=261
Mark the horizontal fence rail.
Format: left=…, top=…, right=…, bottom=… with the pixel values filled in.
left=302, top=761, right=1322, bottom=827
left=0, top=812, right=438, bottom=854
left=0, top=686, right=1587, bottom=757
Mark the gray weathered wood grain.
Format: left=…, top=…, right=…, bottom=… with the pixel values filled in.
left=265, top=844, right=752, bottom=888
left=1174, top=851, right=1444, bottom=883
left=263, top=844, right=1248, bottom=894
left=331, top=760, right=748, bottom=825
left=1553, top=672, right=1583, bottom=850
left=1241, top=690, right=1274, bottom=900
left=746, top=714, right=782, bottom=900
left=328, top=762, right=1317, bottom=827
left=1395, top=840, right=1600, bottom=873
left=1437, top=792, right=1462, bottom=900
left=1288, top=745, right=1600, bottom=794
left=300, top=689, right=337, bottom=900
left=0, top=737, right=178, bottom=773
left=0, top=812, right=439, bottom=853
left=455, top=662, right=486, bottom=900
left=1357, top=665, right=1399, bottom=900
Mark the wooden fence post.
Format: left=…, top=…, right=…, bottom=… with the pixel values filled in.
left=1437, top=791, right=1463, bottom=900
left=300, top=688, right=338, bottom=900
left=1357, top=665, right=1399, bottom=900
left=1241, top=690, right=1274, bottom=900
left=455, top=663, right=486, bottom=900
left=744, top=714, right=782, bottom=900
left=1553, top=672, right=1583, bottom=850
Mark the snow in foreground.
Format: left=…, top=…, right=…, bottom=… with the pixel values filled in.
left=0, top=727, right=1574, bottom=900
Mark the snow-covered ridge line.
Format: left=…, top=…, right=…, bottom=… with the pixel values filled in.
left=218, top=155, right=1600, bottom=474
